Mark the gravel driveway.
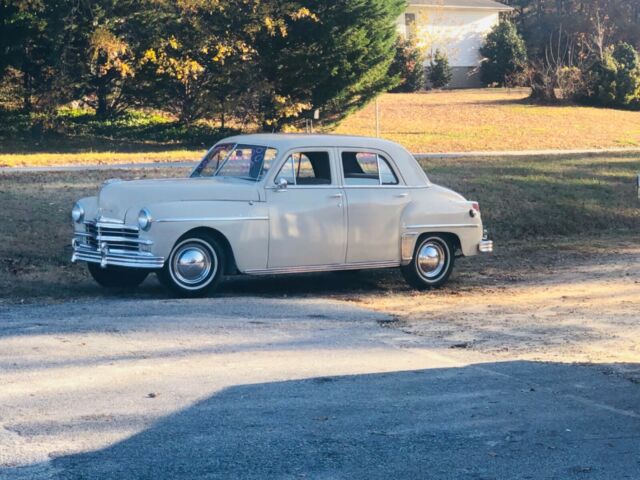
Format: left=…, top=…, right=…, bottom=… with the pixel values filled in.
left=2, top=266, right=640, bottom=480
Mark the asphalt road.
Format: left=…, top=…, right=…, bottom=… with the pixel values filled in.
left=1, top=297, right=639, bottom=479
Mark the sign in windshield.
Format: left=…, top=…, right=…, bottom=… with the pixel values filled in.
left=191, top=144, right=278, bottom=181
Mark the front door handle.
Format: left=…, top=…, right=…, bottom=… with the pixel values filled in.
left=396, top=193, right=409, bottom=198
left=329, top=193, right=343, bottom=199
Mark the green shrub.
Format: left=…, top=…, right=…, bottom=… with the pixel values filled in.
left=428, top=50, right=452, bottom=89
left=588, top=43, right=640, bottom=109
left=480, top=21, right=527, bottom=87
left=388, top=36, right=425, bottom=93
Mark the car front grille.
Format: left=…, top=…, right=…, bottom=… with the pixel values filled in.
left=83, top=221, right=143, bottom=252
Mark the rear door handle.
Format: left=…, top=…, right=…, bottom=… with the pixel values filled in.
left=329, top=193, right=343, bottom=199
left=396, top=193, right=409, bottom=198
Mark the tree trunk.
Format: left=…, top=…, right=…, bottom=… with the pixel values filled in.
left=96, top=78, right=108, bottom=119
left=22, top=72, right=32, bottom=114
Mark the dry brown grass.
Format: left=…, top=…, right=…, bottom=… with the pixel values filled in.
left=334, top=89, right=640, bottom=153
left=2, top=89, right=639, bottom=168
left=0, top=150, right=201, bottom=168
left=1, top=153, right=638, bottom=302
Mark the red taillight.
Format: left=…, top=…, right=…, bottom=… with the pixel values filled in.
left=469, top=202, right=480, bottom=218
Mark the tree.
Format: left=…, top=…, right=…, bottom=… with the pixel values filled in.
left=74, top=0, right=148, bottom=119
left=389, top=36, right=425, bottom=93
left=250, top=0, right=405, bottom=129
left=587, top=42, right=640, bottom=109
left=499, top=1, right=640, bottom=59
left=1, top=0, right=406, bottom=130
left=428, top=49, right=452, bottom=89
left=141, top=0, right=405, bottom=129
left=0, top=0, right=74, bottom=114
left=480, top=21, right=527, bottom=86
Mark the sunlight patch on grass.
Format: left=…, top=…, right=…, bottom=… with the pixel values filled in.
left=0, top=150, right=202, bottom=168
left=335, top=89, right=640, bottom=153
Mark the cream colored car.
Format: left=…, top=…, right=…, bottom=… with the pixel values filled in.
left=71, top=134, right=493, bottom=296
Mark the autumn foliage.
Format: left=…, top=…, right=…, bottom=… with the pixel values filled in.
left=0, top=0, right=404, bottom=129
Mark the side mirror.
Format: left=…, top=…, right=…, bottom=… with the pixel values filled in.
left=276, top=178, right=288, bottom=190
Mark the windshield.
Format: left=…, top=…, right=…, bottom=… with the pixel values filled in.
left=191, top=143, right=278, bottom=181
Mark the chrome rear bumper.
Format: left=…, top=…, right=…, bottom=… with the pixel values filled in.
left=478, top=240, right=494, bottom=253
left=478, top=228, right=494, bottom=253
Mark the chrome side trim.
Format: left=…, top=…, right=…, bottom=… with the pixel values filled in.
left=265, top=185, right=337, bottom=190
left=244, top=260, right=400, bottom=276
left=405, top=223, right=480, bottom=230
left=341, top=185, right=427, bottom=190
left=155, top=216, right=269, bottom=223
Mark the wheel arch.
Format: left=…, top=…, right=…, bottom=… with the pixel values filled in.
left=176, top=227, right=239, bottom=275
left=415, top=231, right=462, bottom=255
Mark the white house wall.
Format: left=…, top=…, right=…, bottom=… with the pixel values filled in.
left=397, top=7, right=500, bottom=68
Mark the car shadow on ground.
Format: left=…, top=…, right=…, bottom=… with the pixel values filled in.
left=78, top=257, right=484, bottom=302
left=7, top=361, right=640, bottom=479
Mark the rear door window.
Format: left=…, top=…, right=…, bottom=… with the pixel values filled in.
left=341, top=151, right=399, bottom=186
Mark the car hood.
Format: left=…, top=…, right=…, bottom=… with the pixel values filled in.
left=96, top=177, right=261, bottom=222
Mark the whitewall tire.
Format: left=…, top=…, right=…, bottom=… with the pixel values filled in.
left=401, top=235, right=455, bottom=290
left=158, top=234, right=224, bottom=297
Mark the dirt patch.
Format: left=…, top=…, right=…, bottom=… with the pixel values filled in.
left=352, top=237, right=640, bottom=375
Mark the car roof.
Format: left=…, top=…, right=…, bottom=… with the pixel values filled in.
left=219, top=133, right=403, bottom=151
left=216, top=133, right=431, bottom=187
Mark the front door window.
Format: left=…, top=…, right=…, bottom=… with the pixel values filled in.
left=275, top=151, right=332, bottom=186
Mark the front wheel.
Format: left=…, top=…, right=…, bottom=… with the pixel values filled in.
left=401, top=235, right=455, bottom=290
left=87, top=263, right=149, bottom=289
left=157, top=234, right=224, bottom=297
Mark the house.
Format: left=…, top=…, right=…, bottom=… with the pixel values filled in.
left=397, top=0, right=513, bottom=88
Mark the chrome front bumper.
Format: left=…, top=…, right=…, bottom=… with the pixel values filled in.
left=71, top=221, right=165, bottom=269
left=72, top=240, right=164, bottom=269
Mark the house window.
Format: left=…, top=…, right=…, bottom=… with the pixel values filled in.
left=405, top=13, right=416, bottom=41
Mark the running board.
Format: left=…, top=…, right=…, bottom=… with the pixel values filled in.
left=244, top=260, right=400, bottom=276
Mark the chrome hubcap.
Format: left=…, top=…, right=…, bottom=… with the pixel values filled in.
left=172, top=242, right=215, bottom=286
left=417, top=241, right=446, bottom=279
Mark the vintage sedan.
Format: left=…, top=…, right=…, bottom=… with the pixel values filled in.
left=71, top=134, right=493, bottom=296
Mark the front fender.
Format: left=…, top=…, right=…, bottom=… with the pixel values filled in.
left=134, top=200, right=270, bottom=272
left=73, top=196, right=98, bottom=232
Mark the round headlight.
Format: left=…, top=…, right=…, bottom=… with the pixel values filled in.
left=138, top=208, right=152, bottom=231
left=71, top=203, right=84, bottom=223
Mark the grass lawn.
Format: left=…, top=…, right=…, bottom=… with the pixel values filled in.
left=1, top=89, right=640, bottom=167
left=335, top=89, right=640, bottom=153
left=0, top=108, right=216, bottom=167
left=0, top=150, right=201, bottom=168
left=1, top=153, right=638, bottom=302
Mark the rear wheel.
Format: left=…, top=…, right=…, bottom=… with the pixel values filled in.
left=87, top=263, right=149, bottom=289
left=158, top=233, right=224, bottom=297
left=401, top=235, right=455, bottom=290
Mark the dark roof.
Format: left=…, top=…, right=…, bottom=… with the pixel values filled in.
left=407, top=0, right=513, bottom=10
